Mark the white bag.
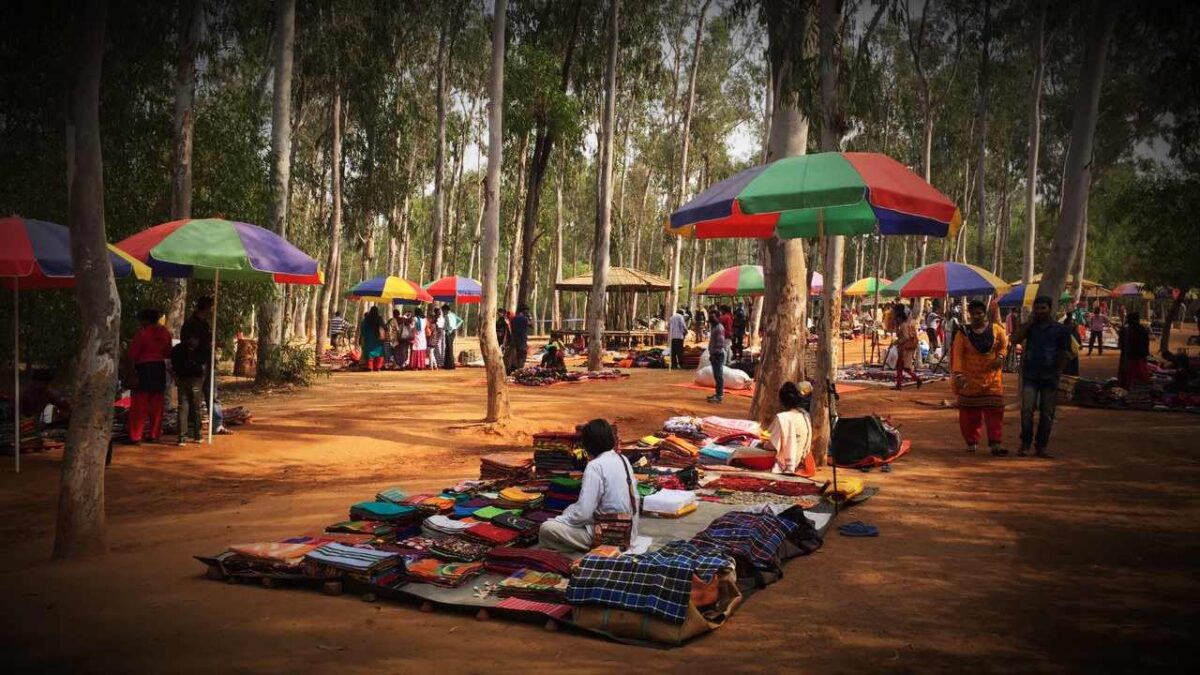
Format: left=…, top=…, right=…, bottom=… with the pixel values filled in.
left=695, top=365, right=753, bottom=390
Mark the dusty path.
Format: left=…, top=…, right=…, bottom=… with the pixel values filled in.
left=2, top=334, right=1198, bottom=674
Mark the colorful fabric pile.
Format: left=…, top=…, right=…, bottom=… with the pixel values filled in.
left=692, top=511, right=797, bottom=572
left=661, top=416, right=705, bottom=441
left=471, top=505, right=521, bottom=521
left=532, top=430, right=588, bottom=475
left=491, top=512, right=540, bottom=540
left=223, top=537, right=329, bottom=574
left=543, top=477, right=582, bottom=512
left=483, top=547, right=574, bottom=576
left=495, top=487, right=545, bottom=510
left=497, top=569, right=570, bottom=602
left=658, top=435, right=701, bottom=468
left=479, top=454, right=534, bottom=481
left=704, top=475, right=824, bottom=497
left=429, top=536, right=492, bottom=563
left=405, top=559, right=484, bottom=588
left=642, top=489, right=698, bottom=518
left=304, top=543, right=403, bottom=585
left=421, top=514, right=475, bottom=537
left=512, top=366, right=568, bottom=386
left=700, top=416, right=763, bottom=439
left=349, top=501, right=421, bottom=525
left=401, top=493, right=456, bottom=514
left=452, top=496, right=496, bottom=518
left=463, top=522, right=522, bottom=546
left=375, top=487, right=407, bottom=504
left=326, top=520, right=395, bottom=538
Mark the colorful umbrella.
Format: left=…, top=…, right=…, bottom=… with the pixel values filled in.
left=1, top=216, right=150, bottom=288
left=113, top=218, right=321, bottom=283
left=1109, top=282, right=1146, bottom=298
left=347, top=275, right=434, bottom=304
left=114, top=217, right=321, bottom=445
left=997, top=283, right=1072, bottom=307
left=2, top=217, right=151, bottom=473
left=882, top=262, right=1010, bottom=298
left=842, top=276, right=892, bottom=297
left=425, top=275, right=482, bottom=304
left=667, top=152, right=962, bottom=240
left=1011, top=274, right=1109, bottom=297
left=694, top=265, right=822, bottom=296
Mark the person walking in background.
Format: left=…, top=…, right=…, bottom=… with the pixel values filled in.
left=181, top=296, right=214, bottom=396
left=394, top=311, right=413, bottom=369
left=692, top=307, right=707, bottom=344
left=329, top=310, right=347, bottom=350
left=506, top=305, right=530, bottom=374
left=360, top=306, right=385, bottom=372
left=384, top=309, right=402, bottom=366
left=1118, top=312, right=1151, bottom=388
left=495, top=309, right=511, bottom=356
left=1087, top=304, right=1108, bottom=355
left=951, top=300, right=1009, bottom=456
left=668, top=308, right=687, bottom=369
left=171, top=331, right=206, bottom=445
left=732, top=304, right=747, bottom=360
left=442, top=304, right=462, bottom=370
left=428, top=306, right=444, bottom=370
left=409, top=307, right=430, bottom=370
left=893, top=304, right=922, bottom=390
left=924, top=300, right=941, bottom=354
left=707, top=310, right=726, bottom=404
left=125, top=309, right=173, bottom=445
left=1012, top=296, right=1072, bottom=458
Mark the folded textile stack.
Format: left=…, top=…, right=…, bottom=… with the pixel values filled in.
left=543, top=477, right=582, bottom=513
left=699, top=443, right=736, bottom=465
left=512, top=366, right=568, bottom=386
left=700, top=416, right=763, bottom=439
left=522, top=509, right=557, bottom=524
left=479, top=454, right=535, bottom=481
left=405, top=558, right=485, bottom=588
left=453, top=496, right=496, bottom=518
left=429, top=536, right=492, bottom=563
left=224, top=538, right=328, bottom=574
left=704, top=475, right=823, bottom=497
left=566, top=540, right=734, bottom=624
left=592, top=513, right=634, bottom=548
left=491, top=512, right=540, bottom=540
left=691, top=511, right=797, bottom=572
left=421, top=514, right=475, bottom=537
left=533, top=431, right=582, bottom=452
left=661, top=416, right=705, bottom=441
left=642, top=489, right=698, bottom=518
left=395, top=535, right=444, bottom=554
left=304, top=543, right=403, bottom=584
left=375, top=487, right=407, bottom=504
left=401, top=494, right=456, bottom=514
left=497, top=569, right=570, bottom=602
left=1125, top=384, right=1156, bottom=410
left=640, top=465, right=701, bottom=490
left=326, top=520, right=395, bottom=538
left=463, top=522, right=521, bottom=546
left=658, top=435, right=701, bottom=468
left=495, top=487, right=545, bottom=510
left=471, top=505, right=521, bottom=521
left=483, top=547, right=574, bottom=576
left=349, top=501, right=421, bottom=525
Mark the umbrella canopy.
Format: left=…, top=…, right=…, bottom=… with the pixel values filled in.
left=347, top=275, right=434, bottom=304
left=997, top=283, right=1072, bottom=307
left=1, top=216, right=150, bottom=289
left=556, top=266, right=674, bottom=292
left=667, top=152, right=962, bottom=240
left=425, top=275, right=482, bottom=304
left=695, top=265, right=821, bottom=296
left=1012, top=273, right=1109, bottom=296
left=113, top=218, right=321, bottom=284
left=882, top=262, right=1010, bottom=298
left=1109, top=282, right=1147, bottom=298
left=842, top=276, right=892, bottom=297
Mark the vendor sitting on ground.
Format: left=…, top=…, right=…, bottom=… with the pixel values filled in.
left=538, top=419, right=640, bottom=553
left=763, top=381, right=815, bottom=477
left=539, top=342, right=567, bottom=373
left=20, top=368, right=70, bottom=424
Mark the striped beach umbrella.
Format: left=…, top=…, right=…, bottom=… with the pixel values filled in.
left=425, top=275, right=482, bottom=304
left=1, top=216, right=150, bottom=289
left=668, top=152, right=961, bottom=240
left=997, top=283, right=1072, bottom=307
left=114, top=218, right=321, bottom=283
left=347, top=275, right=434, bottom=304
left=694, top=265, right=822, bottom=296
left=882, top=262, right=1010, bottom=298
left=842, top=276, right=892, bottom=297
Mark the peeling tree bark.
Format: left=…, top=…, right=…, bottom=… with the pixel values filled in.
left=481, top=0, right=511, bottom=422
left=316, top=90, right=343, bottom=358
left=166, top=0, right=205, bottom=334
left=587, top=0, right=620, bottom=371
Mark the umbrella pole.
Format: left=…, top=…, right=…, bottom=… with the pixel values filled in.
left=208, top=270, right=219, bottom=445
left=13, top=285, right=19, bottom=474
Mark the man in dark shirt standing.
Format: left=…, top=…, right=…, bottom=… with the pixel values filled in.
left=1012, top=296, right=1071, bottom=458
left=506, top=305, right=530, bottom=374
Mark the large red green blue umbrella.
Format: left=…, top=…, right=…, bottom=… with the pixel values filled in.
left=1, top=216, right=150, bottom=289
left=694, top=265, right=822, bottom=296
left=842, top=276, right=892, bottom=297
left=667, top=152, right=962, bottom=240
left=425, top=275, right=482, bottom=304
left=2, top=216, right=151, bottom=473
left=882, top=262, right=1010, bottom=298
left=113, top=218, right=321, bottom=284
left=997, top=283, right=1071, bottom=307
left=347, top=275, right=433, bottom=304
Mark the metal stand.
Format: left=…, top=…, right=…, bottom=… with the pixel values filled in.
left=825, top=380, right=841, bottom=515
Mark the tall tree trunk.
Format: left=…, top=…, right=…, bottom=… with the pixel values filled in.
left=430, top=18, right=448, bottom=280
left=811, top=0, right=844, bottom=464
left=1039, top=0, right=1117, bottom=310
left=256, top=0, right=295, bottom=380
left=55, top=0, right=115, bottom=559
left=667, top=0, right=713, bottom=317
left=166, top=0, right=205, bottom=334
left=1070, top=201, right=1088, bottom=300
left=972, top=0, right=992, bottom=267
left=316, top=90, right=343, bottom=357
left=481, top=0, right=511, bottom=422
left=504, top=134, right=529, bottom=312
left=552, top=166, right=564, bottom=330
left=588, top=0, right=620, bottom=371
left=1022, top=0, right=1046, bottom=285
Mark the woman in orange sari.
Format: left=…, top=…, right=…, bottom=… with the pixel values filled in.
left=951, top=299, right=1010, bottom=456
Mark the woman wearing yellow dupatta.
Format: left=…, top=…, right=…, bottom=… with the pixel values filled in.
left=952, top=299, right=1010, bottom=456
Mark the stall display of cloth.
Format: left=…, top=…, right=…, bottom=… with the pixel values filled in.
left=704, top=476, right=824, bottom=497
left=483, top=547, right=575, bottom=576
left=429, top=536, right=492, bottom=563
left=405, top=558, right=485, bottom=588
left=691, top=512, right=797, bottom=572
left=497, top=569, right=570, bottom=601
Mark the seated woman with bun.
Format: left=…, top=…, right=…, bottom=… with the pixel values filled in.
left=763, top=381, right=816, bottom=477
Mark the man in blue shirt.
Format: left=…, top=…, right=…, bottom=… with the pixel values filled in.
left=1011, top=296, right=1072, bottom=458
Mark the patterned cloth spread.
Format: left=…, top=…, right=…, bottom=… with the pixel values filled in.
left=691, top=512, right=797, bottom=571
left=484, top=547, right=574, bottom=576
left=429, top=536, right=492, bottom=562
left=704, top=475, right=823, bottom=497
left=405, top=558, right=485, bottom=588
left=566, top=540, right=734, bottom=624
left=491, top=512, right=539, bottom=535
left=471, top=506, right=521, bottom=521
left=463, top=522, right=520, bottom=546
left=305, top=543, right=398, bottom=573
left=228, top=541, right=322, bottom=564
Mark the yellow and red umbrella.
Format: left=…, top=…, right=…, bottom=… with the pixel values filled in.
left=694, top=264, right=822, bottom=296
left=347, top=275, right=433, bottom=304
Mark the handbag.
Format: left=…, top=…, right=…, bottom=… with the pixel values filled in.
left=592, top=454, right=639, bottom=550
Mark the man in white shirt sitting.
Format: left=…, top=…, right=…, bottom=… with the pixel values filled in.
left=668, top=309, right=688, bottom=369
left=538, top=419, right=640, bottom=552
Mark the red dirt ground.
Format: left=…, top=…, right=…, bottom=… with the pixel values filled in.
left=2, top=331, right=1198, bottom=674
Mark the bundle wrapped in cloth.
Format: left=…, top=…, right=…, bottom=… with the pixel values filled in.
left=661, top=416, right=705, bottom=441
left=225, top=538, right=328, bottom=573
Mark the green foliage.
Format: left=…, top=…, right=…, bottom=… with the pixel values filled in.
left=255, top=343, right=325, bottom=388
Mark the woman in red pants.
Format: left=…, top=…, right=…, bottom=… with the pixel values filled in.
left=951, top=300, right=1010, bottom=456
left=126, top=309, right=173, bottom=444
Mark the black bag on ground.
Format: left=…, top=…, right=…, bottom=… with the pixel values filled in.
left=829, top=415, right=897, bottom=466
